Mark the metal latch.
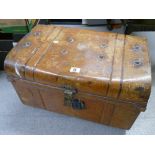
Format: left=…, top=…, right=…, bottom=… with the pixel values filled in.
left=63, top=86, right=85, bottom=110
left=64, top=88, right=76, bottom=106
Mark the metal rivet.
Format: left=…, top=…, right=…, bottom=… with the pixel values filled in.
left=132, top=44, right=142, bottom=52
left=33, top=31, right=41, bottom=36
left=132, top=59, right=143, bottom=67
left=67, top=37, right=74, bottom=43
left=22, top=41, right=31, bottom=48
left=61, top=49, right=68, bottom=55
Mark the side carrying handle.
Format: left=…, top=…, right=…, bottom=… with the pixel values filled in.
left=63, top=86, right=86, bottom=110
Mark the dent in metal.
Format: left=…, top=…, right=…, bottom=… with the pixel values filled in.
left=67, top=37, right=74, bottom=43
left=60, top=49, right=68, bottom=55
left=100, top=43, right=108, bottom=48
left=98, top=54, right=106, bottom=61
left=132, top=44, right=142, bottom=52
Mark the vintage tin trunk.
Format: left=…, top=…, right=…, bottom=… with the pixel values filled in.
left=4, top=25, right=151, bottom=129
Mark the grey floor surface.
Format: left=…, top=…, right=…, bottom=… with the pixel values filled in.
left=0, top=25, right=155, bottom=135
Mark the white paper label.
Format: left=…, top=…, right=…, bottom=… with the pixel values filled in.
left=70, top=67, right=80, bottom=73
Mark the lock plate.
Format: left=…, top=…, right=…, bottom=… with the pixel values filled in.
left=63, top=85, right=76, bottom=106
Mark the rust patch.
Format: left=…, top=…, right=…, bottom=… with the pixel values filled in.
left=134, top=86, right=147, bottom=99
left=88, top=81, right=92, bottom=85
left=135, top=86, right=145, bottom=93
